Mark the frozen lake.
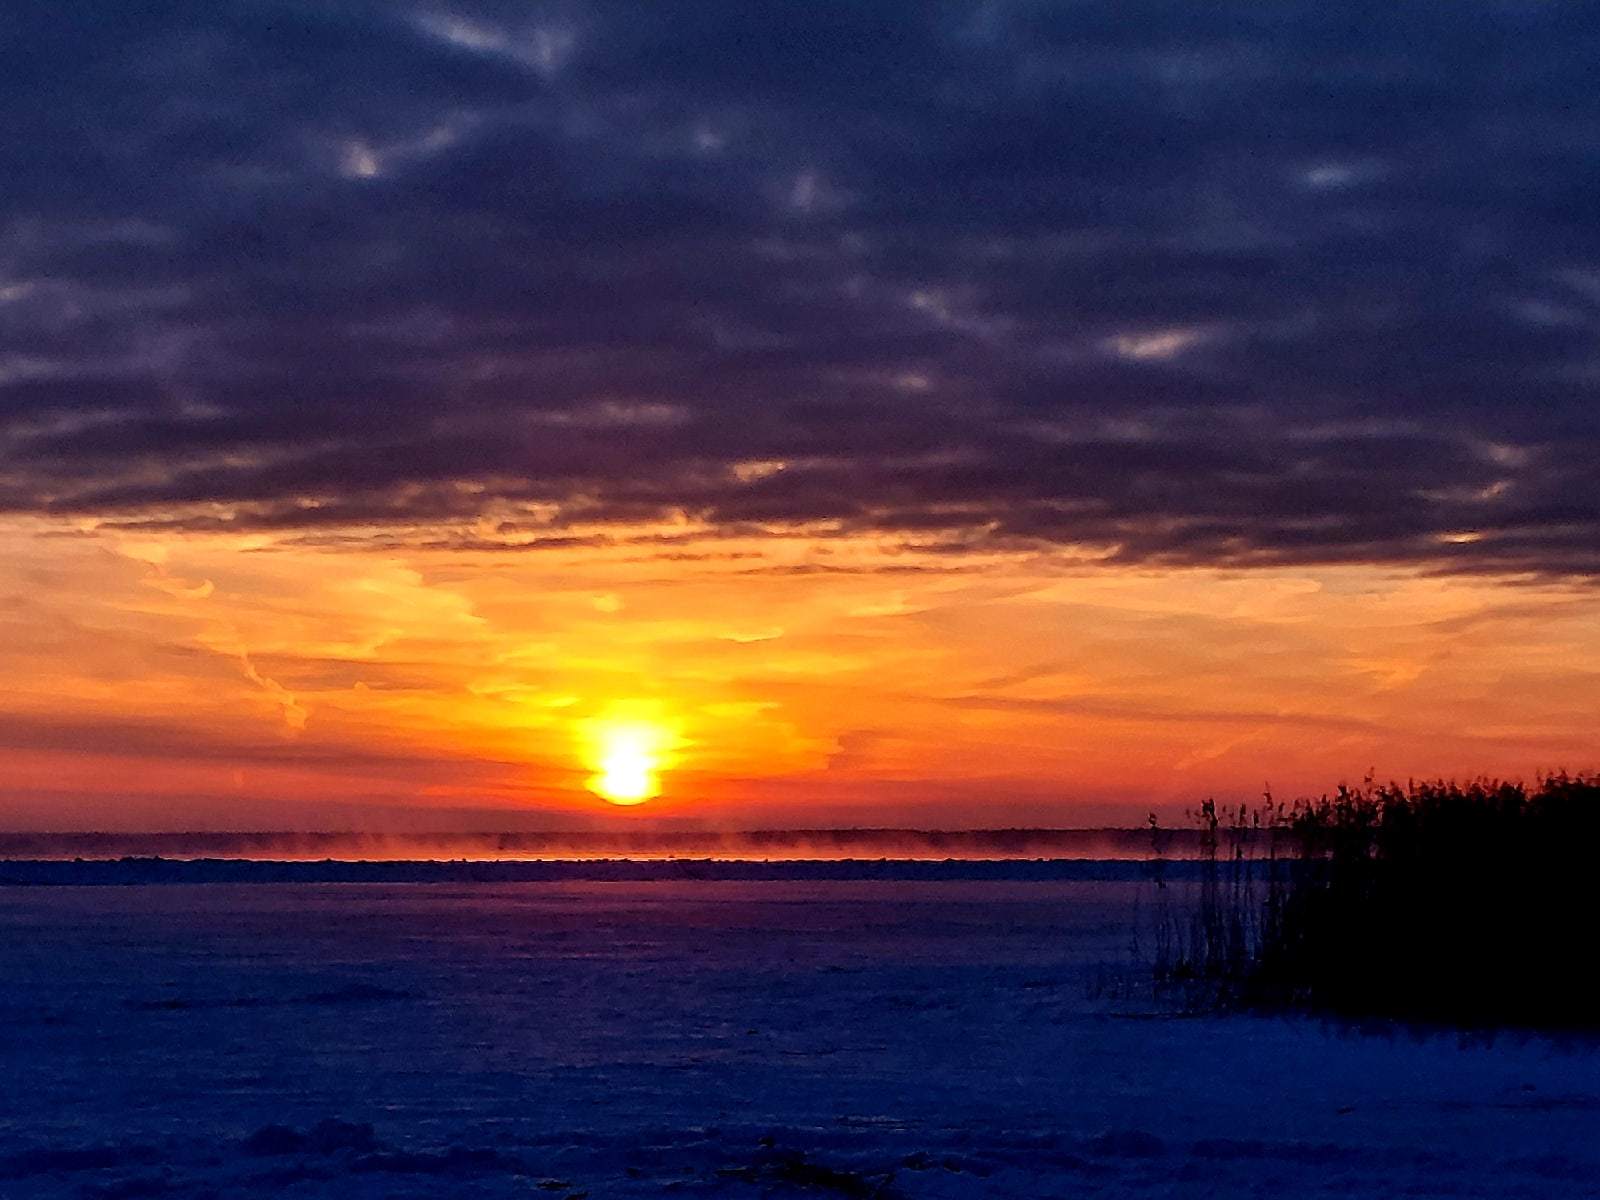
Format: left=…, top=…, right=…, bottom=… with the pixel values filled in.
left=2, top=878, right=1596, bottom=1198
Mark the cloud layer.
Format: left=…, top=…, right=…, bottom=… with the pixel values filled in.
left=4, top=1, right=1599, bottom=575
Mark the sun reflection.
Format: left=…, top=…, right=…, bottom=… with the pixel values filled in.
left=583, top=712, right=674, bottom=805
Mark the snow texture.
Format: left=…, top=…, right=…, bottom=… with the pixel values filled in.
left=1, top=876, right=1596, bottom=1198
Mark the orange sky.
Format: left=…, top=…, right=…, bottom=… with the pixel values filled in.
left=7, top=3, right=1600, bottom=834
left=2, top=516, right=1595, bottom=830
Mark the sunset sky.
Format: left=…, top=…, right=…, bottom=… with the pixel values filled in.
left=3, top=2, right=1598, bottom=830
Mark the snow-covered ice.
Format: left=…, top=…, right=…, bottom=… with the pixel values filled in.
left=1, top=877, right=1596, bottom=1198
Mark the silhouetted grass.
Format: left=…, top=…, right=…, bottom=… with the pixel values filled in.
left=1147, top=773, right=1600, bottom=1030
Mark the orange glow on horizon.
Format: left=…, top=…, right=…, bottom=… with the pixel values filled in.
left=2, top=515, right=1599, bottom=830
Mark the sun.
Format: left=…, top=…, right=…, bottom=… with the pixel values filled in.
left=582, top=714, right=673, bottom=806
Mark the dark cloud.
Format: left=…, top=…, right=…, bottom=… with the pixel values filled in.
left=3, top=0, right=1599, bottom=576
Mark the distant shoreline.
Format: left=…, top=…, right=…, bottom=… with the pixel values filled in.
left=0, top=857, right=1222, bottom=886
left=0, top=827, right=1200, bottom=864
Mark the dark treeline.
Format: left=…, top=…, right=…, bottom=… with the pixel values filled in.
left=1149, top=773, right=1600, bottom=1031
